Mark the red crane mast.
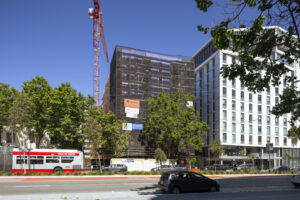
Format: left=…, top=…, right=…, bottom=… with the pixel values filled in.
left=89, top=0, right=109, bottom=106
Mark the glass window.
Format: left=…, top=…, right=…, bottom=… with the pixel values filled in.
left=241, top=91, right=244, bottom=101
left=241, top=102, right=244, bottom=111
left=258, top=115, right=262, bottom=124
left=267, top=126, right=270, bottom=135
left=241, top=113, right=244, bottom=122
left=223, top=87, right=227, bottom=96
left=275, top=97, right=279, bottom=104
left=258, top=95, right=262, bottom=104
left=232, top=90, right=236, bottom=99
left=46, top=156, right=59, bottom=163
left=232, top=100, right=236, bottom=110
left=275, top=127, right=279, bottom=135
left=267, top=116, right=270, bottom=125
left=232, top=123, right=236, bottom=133
left=241, top=124, right=244, bottom=133
left=232, top=79, right=236, bottom=88
left=223, top=110, right=227, bottom=120
left=61, top=157, right=74, bottom=163
left=223, top=78, right=226, bottom=85
left=267, top=88, right=270, bottom=95
left=222, top=99, right=227, bottom=108
left=249, top=93, right=252, bottom=102
left=223, top=133, right=227, bottom=143
left=232, top=134, right=236, bottom=144
left=258, top=105, right=262, bottom=114
left=275, top=137, right=279, bottom=145
left=249, top=114, right=253, bottom=123
left=232, top=112, right=236, bottom=121
left=223, top=53, right=227, bottom=63
left=284, top=138, right=287, bottom=146
left=30, top=156, right=44, bottom=165
left=275, top=87, right=279, bottom=95
left=258, top=136, right=262, bottom=145
left=267, top=106, right=270, bottom=115
left=267, top=136, right=271, bottom=143
left=241, top=135, right=245, bottom=144
left=249, top=125, right=253, bottom=134
left=241, top=84, right=244, bottom=90
left=284, top=128, right=287, bottom=136
left=267, top=96, right=270, bottom=105
left=258, top=126, right=262, bottom=134
left=275, top=117, right=279, bottom=126
left=284, top=118, right=287, bottom=126
left=249, top=104, right=252, bottom=113
left=223, top=122, right=227, bottom=131
left=16, top=156, right=28, bottom=164
left=249, top=135, right=253, bottom=144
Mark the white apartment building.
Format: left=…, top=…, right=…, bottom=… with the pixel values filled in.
left=193, top=27, right=300, bottom=169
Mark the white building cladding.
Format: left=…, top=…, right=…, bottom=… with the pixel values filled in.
left=193, top=27, right=300, bottom=169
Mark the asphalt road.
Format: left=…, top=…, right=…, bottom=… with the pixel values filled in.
left=0, top=175, right=299, bottom=200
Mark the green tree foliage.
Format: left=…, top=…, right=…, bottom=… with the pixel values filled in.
left=48, top=83, right=94, bottom=150
left=154, top=148, right=167, bottom=167
left=143, top=91, right=209, bottom=158
left=209, top=139, right=224, bottom=168
left=0, top=83, right=18, bottom=143
left=84, top=107, right=129, bottom=163
left=8, top=93, right=34, bottom=148
left=22, top=76, right=53, bottom=148
left=196, top=0, right=300, bottom=139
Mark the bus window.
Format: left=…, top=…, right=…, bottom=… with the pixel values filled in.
left=61, top=157, right=74, bottom=163
left=30, top=156, right=44, bottom=164
left=46, top=156, right=59, bottom=163
left=16, top=156, right=27, bottom=164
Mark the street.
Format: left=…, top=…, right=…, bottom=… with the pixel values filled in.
left=0, top=175, right=299, bottom=200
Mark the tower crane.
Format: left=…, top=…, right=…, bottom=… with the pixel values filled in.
left=88, top=0, right=109, bottom=106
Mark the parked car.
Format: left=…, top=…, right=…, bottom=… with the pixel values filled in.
left=275, top=166, right=290, bottom=171
left=158, top=170, right=220, bottom=194
left=236, top=163, right=255, bottom=171
left=174, top=164, right=187, bottom=170
left=103, top=164, right=127, bottom=172
left=291, top=172, right=300, bottom=187
left=204, top=164, right=229, bottom=171
left=151, top=165, right=174, bottom=172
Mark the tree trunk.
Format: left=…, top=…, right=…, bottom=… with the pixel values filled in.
left=98, top=153, right=102, bottom=173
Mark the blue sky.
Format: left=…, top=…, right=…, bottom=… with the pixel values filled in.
left=0, top=0, right=257, bottom=100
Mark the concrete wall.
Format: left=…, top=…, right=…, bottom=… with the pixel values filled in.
left=111, top=158, right=172, bottom=171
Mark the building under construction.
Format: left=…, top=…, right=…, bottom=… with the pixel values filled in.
left=106, top=45, right=194, bottom=157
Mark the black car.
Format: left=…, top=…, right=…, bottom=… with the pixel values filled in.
left=275, top=166, right=290, bottom=171
left=158, top=170, right=220, bottom=194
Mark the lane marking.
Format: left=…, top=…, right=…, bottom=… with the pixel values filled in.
left=15, top=185, right=50, bottom=188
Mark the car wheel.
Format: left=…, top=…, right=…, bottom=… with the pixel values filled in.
left=171, top=187, right=180, bottom=194
left=53, top=167, right=63, bottom=173
left=209, top=185, right=218, bottom=192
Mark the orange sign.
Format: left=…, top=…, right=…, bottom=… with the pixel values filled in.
left=124, top=98, right=140, bottom=108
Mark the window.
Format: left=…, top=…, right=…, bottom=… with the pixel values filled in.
left=223, top=110, right=227, bottom=120
left=267, top=106, right=271, bottom=115
left=223, top=133, right=227, bottom=143
left=249, top=114, right=253, bottom=123
left=223, top=87, right=227, bottom=96
left=61, top=157, right=74, bottom=163
left=16, top=156, right=28, bottom=164
left=232, top=79, right=236, bottom=88
left=258, top=136, right=262, bottom=145
left=223, top=78, right=226, bottom=85
left=241, top=113, right=244, bottom=122
left=241, top=91, right=244, bottom=101
left=258, top=105, right=262, bottom=114
left=241, top=135, right=245, bottom=144
left=267, top=96, right=270, bottom=105
left=249, top=93, right=252, bottom=102
left=275, top=117, right=279, bottom=126
left=249, top=104, right=252, bottom=113
left=258, top=115, right=262, bottom=124
left=222, top=99, right=227, bottom=108
left=232, top=134, right=236, bottom=144
left=232, top=57, right=236, bottom=64
left=232, top=100, right=236, bottom=110
left=284, top=128, right=287, bottom=136
left=137, top=74, right=144, bottom=82
left=267, top=126, right=270, bottom=135
left=232, top=90, right=236, bottom=99
left=223, top=53, right=227, bottom=63
left=275, top=97, right=279, bottom=104
left=241, top=84, right=244, bottom=90
left=241, top=124, right=245, bottom=133
left=46, top=156, right=59, bottom=163
left=267, top=136, right=271, bottom=143
left=258, top=95, right=262, bottom=104
left=30, top=156, right=44, bottom=165
left=275, top=137, right=279, bottom=145
left=267, top=116, right=270, bottom=125
left=122, top=73, right=127, bottom=80
left=130, top=74, right=135, bottom=81
left=275, top=127, right=279, bottom=135
left=275, top=87, right=279, bottom=95
left=249, top=125, right=253, bottom=134
left=232, top=123, right=236, bottom=133
left=223, top=122, right=227, bottom=131
left=258, top=126, right=262, bottom=135
left=284, top=118, right=287, bottom=126
left=284, top=138, right=287, bottom=146
left=267, top=88, right=270, bottom=95
left=249, top=135, right=253, bottom=144
left=232, top=112, right=236, bottom=121
left=241, top=102, right=244, bottom=111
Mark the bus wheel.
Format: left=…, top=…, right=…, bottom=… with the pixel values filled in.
left=53, top=167, right=63, bottom=173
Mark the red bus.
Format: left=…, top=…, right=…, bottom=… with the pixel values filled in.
left=12, top=148, right=84, bottom=173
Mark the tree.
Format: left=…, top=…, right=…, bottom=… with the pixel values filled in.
left=143, top=91, right=209, bottom=159
left=83, top=106, right=129, bottom=171
left=0, top=83, right=18, bottom=143
left=48, top=83, right=94, bottom=150
left=83, top=114, right=103, bottom=172
left=209, top=140, right=224, bottom=170
left=196, top=0, right=300, bottom=139
left=284, top=151, right=293, bottom=168
left=247, top=153, right=256, bottom=168
left=154, top=148, right=167, bottom=167
left=22, top=76, right=53, bottom=148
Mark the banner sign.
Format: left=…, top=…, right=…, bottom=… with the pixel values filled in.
left=126, top=113, right=138, bottom=119
left=125, top=107, right=139, bottom=114
left=124, top=99, right=140, bottom=108
left=132, top=124, right=143, bottom=130
left=122, top=123, right=132, bottom=131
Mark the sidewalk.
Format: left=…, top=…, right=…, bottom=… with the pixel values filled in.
left=0, top=174, right=291, bottom=182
